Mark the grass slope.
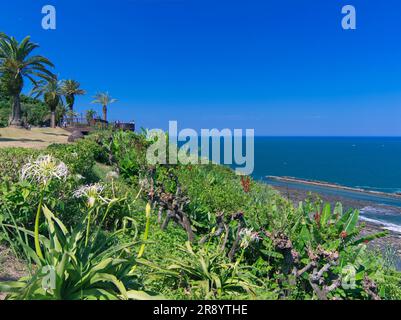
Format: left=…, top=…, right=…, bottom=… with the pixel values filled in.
left=0, top=127, right=70, bottom=149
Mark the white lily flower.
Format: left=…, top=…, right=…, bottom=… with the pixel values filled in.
left=21, top=155, right=68, bottom=186
left=105, top=171, right=119, bottom=181
left=73, top=183, right=109, bottom=208
left=239, top=228, right=260, bottom=249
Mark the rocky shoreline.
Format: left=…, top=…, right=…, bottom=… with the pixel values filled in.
left=267, top=176, right=401, bottom=200
left=269, top=184, right=401, bottom=269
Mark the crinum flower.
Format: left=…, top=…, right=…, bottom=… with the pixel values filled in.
left=73, top=183, right=109, bottom=208
left=239, top=228, right=260, bottom=249
left=105, top=171, right=119, bottom=181
left=21, top=155, right=68, bottom=186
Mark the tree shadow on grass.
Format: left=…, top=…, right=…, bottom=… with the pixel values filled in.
left=41, top=132, right=69, bottom=137
left=0, top=137, right=45, bottom=143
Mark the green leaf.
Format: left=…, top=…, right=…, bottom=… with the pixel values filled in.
left=127, top=290, right=165, bottom=300
left=336, top=209, right=353, bottom=231
left=333, top=202, right=343, bottom=219
left=300, top=225, right=312, bottom=245
left=0, top=281, right=26, bottom=293
left=68, top=288, right=119, bottom=300
left=344, top=209, right=359, bottom=234
left=90, top=273, right=128, bottom=299
left=351, top=231, right=389, bottom=246
left=320, top=203, right=331, bottom=227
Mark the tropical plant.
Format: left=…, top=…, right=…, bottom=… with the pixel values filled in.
left=0, top=33, right=54, bottom=126
left=31, top=78, right=63, bottom=128
left=21, top=96, right=49, bottom=126
left=86, top=108, right=97, bottom=124
left=61, top=79, right=85, bottom=112
left=0, top=206, right=156, bottom=300
left=65, top=109, right=78, bottom=124
left=141, top=241, right=259, bottom=299
left=257, top=201, right=389, bottom=300
left=91, top=92, right=117, bottom=122
left=20, top=155, right=69, bottom=259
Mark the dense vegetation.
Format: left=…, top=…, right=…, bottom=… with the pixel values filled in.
left=0, top=130, right=400, bottom=300
left=0, top=91, right=64, bottom=127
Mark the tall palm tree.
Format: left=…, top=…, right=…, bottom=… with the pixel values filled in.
left=0, top=33, right=54, bottom=126
left=31, top=78, right=63, bottom=128
left=61, top=79, right=86, bottom=112
left=91, top=92, right=117, bottom=122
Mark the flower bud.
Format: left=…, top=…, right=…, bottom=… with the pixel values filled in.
left=146, top=203, right=151, bottom=219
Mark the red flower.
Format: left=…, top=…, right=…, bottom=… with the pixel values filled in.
left=340, top=231, right=348, bottom=239
left=364, top=240, right=370, bottom=244
left=240, top=176, right=251, bottom=193
left=314, top=212, right=321, bottom=226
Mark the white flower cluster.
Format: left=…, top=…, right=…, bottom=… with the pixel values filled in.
left=73, top=183, right=109, bottom=208
left=21, top=155, right=68, bottom=186
left=239, top=228, right=260, bottom=249
left=105, top=171, right=119, bottom=181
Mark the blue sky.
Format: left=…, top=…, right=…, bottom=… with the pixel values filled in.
left=1, top=0, right=401, bottom=135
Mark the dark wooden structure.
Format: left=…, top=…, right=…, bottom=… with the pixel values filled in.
left=64, top=116, right=135, bottom=134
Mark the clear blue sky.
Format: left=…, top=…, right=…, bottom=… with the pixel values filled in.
left=1, top=0, right=401, bottom=135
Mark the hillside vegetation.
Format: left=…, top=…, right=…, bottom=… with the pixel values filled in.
left=0, top=130, right=400, bottom=300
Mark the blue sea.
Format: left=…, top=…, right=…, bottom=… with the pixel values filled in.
left=252, top=137, right=401, bottom=192
left=250, top=137, right=401, bottom=233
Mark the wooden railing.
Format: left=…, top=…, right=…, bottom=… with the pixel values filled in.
left=64, top=117, right=135, bottom=132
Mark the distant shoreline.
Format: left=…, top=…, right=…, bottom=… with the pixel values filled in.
left=266, top=175, right=401, bottom=199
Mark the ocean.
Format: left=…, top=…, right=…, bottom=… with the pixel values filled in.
left=253, top=137, right=401, bottom=192
left=251, top=137, right=401, bottom=233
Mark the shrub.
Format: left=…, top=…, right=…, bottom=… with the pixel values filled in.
left=0, top=139, right=98, bottom=184
left=46, top=139, right=98, bottom=178
left=0, top=148, right=40, bottom=183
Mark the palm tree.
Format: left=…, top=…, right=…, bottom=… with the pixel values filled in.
left=61, top=79, right=86, bottom=112
left=66, top=109, right=78, bottom=122
left=31, top=78, right=63, bottom=128
left=0, top=33, right=54, bottom=126
left=85, top=108, right=97, bottom=125
left=91, top=92, right=117, bottom=122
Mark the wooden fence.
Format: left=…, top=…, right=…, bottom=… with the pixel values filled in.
left=63, top=117, right=135, bottom=132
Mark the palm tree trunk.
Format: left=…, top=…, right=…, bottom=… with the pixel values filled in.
left=103, top=105, right=107, bottom=122
left=9, top=94, right=22, bottom=127
left=67, top=95, right=74, bottom=125
left=50, top=111, right=56, bottom=128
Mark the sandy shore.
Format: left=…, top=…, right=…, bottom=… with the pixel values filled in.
left=269, top=183, right=401, bottom=267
